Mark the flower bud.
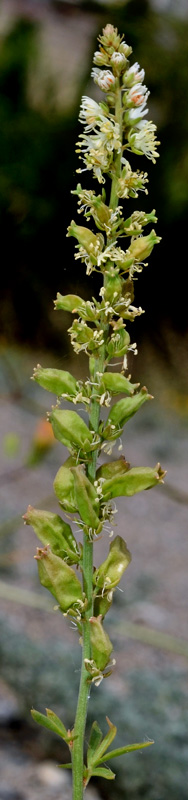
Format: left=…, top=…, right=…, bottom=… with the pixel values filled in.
left=102, top=463, right=166, bottom=500
left=50, top=409, right=94, bottom=454
left=33, top=366, right=78, bottom=398
left=35, top=546, right=84, bottom=613
left=122, top=62, right=145, bottom=87
left=93, top=50, right=110, bottom=67
left=54, top=293, right=86, bottom=314
left=91, top=68, right=116, bottom=92
left=23, top=506, right=79, bottom=563
left=106, top=387, right=152, bottom=429
left=99, top=24, right=121, bottom=51
left=53, top=465, right=78, bottom=514
left=93, top=536, right=131, bottom=592
left=119, top=42, right=132, bottom=58
left=71, top=466, right=100, bottom=530
left=110, top=52, right=126, bottom=76
left=89, top=616, right=113, bottom=671
left=100, top=372, right=139, bottom=396
left=129, top=230, right=161, bottom=261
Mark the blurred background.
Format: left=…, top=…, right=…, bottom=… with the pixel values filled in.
left=0, top=1, right=188, bottom=799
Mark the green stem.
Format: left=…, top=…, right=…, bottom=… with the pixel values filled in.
left=72, top=353, right=105, bottom=800
left=72, top=77, right=123, bottom=800
left=110, top=78, right=122, bottom=213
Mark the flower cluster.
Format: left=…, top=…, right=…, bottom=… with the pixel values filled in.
left=76, top=25, right=160, bottom=185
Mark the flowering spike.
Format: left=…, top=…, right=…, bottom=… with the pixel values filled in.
left=26, top=23, right=164, bottom=797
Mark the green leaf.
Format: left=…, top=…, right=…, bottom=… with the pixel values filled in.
left=90, top=717, right=117, bottom=767
left=87, top=721, right=103, bottom=768
left=91, top=766, right=115, bottom=780
left=59, top=763, right=72, bottom=769
left=31, top=708, right=68, bottom=741
left=97, top=740, right=154, bottom=764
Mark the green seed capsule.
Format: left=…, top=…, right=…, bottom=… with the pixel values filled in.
left=93, top=536, right=131, bottom=591
left=54, top=293, right=86, bottom=314
left=35, top=546, right=84, bottom=612
left=33, top=366, right=78, bottom=398
left=129, top=230, right=161, bottom=261
left=106, top=387, right=152, bottom=429
left=50, top=409, right=93, bottom=454
left=96, top=457, right=129, bottom=480
left=53, top=465, right=78, bottom=514
left=94, top=591, right=113, bottom=619
left=89, top=616, right=113, bottom=671
left=100, top=372, right=139, bottom=396
left=102, top=463, right=166, bottom=500
left=71, top=466, right=100, bottom=529
left=104, top=274, right=122, bottom=302
left=67, top=221, right=101, bottom=263
left=23, top=506, right=79, bottom=563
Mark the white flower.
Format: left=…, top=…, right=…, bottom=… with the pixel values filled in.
left=79, top=97, right=106, bottom=131
left=128, top=120, right=160, bottom=163
left=123, top=62, right=145, bottom=86
left=110, top=52, right=126, bottom=73
left=125, top=106, right=148, bottom=124
left=128, top=83, right=149, bottom=108
left=91, top=68, right=116, bottom=92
